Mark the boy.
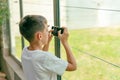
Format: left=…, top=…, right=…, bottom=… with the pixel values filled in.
left=19, top=15, right=77, bottom=80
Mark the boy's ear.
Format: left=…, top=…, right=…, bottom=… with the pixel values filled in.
left=36, top=32, right=42, bottom=40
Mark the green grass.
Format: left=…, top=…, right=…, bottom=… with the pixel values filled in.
left=15, top=27, right=120, bottom=80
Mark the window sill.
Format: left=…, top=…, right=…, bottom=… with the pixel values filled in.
left=3, top=48, right=26, bottom=80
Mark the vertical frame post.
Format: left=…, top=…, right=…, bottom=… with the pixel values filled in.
left=19, top=0, right=24, bottom=49
left=53, top=0, right=61, bottom=80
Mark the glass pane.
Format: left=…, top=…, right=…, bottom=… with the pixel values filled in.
left=23, top=0, right=54, bottom=26
left=9, top=0, right=21, bottom=60
left=60, top=0, right=120, bottom=80
left=22, top=0, right=54, bottom=53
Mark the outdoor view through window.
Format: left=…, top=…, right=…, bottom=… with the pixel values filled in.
left=9, top=0, right=120, bottom=80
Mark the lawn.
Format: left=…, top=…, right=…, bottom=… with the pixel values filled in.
left=15, top=27, right=120, bottom=80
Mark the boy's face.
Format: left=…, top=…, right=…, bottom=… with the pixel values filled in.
left=41, top=23, right=49, bottom=45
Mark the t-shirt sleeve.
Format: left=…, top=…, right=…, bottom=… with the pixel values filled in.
left=43, top=52, right=68, bottom=75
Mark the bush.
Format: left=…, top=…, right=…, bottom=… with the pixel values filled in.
left=0, top=0, right=9, bottom=25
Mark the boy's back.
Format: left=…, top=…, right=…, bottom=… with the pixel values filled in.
left=22, top=47, right=68, bottom=80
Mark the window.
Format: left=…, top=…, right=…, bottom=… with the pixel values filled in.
left=60, top=0, right=120, bottom=80
left=22, top=0, right=54, bottom=53
left=8, top=0, right=120, bottom=80
left=9, top=0, right=21, bottom=60
left=9, top=0, right=54, bottom=61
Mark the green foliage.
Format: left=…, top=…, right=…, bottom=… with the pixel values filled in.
left=0, top=0, right=9, bottom=50
left=0, top=0, right=9, bottom=25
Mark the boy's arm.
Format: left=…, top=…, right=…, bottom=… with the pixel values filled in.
left=58, top=27, right=77, bottom=71
left=62, top=42, right=77, bottom=71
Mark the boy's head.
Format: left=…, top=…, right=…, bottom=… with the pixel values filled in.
left=19, top=15, right=48, bottom=43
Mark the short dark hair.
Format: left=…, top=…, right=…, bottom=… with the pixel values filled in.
left=19, top=15, right=47, bottom=42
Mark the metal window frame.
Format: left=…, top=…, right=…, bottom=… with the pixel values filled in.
left=7, top=0, right=22, bottom=66
left=19, top=0, right=25, bottom=49
left=8, top=0, right=25, bottom=67
left=53, top=0, right=61, bottom=80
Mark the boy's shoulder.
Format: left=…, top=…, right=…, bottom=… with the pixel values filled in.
left=22, top=47, right=54, bottom=58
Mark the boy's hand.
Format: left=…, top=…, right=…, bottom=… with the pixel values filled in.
left=58, top=27, right=69, bottom=43
left=47, top=30, right=53, bottom=43
left=42, top=30, right=53, bottom=51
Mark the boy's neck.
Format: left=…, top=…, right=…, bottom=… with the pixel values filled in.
left=28, top=42, right=43, bottom=50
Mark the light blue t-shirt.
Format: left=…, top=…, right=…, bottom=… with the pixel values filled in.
left=21, top=47, right=68, bottom=80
